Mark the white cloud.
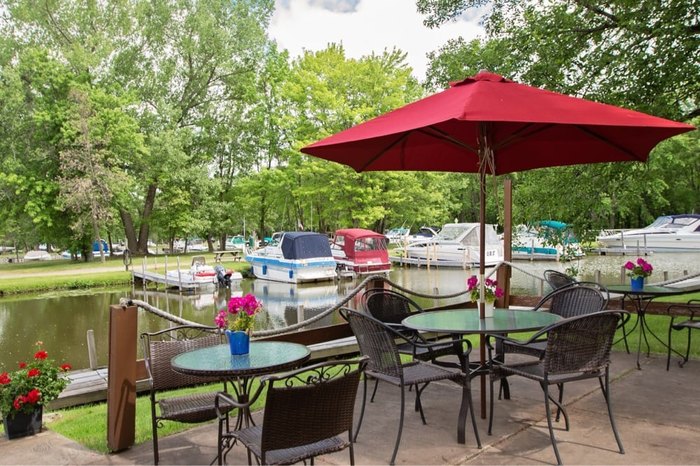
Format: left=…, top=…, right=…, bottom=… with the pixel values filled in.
left=269, top=0, right=484, bottom=82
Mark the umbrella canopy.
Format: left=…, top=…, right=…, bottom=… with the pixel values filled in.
left=300, top=71, right=694, bottom=416
left=301, top=71, right=693, bottom=175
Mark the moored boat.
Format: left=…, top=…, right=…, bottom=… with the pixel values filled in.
left=245, top=232, right=337, bottom=283
left=330, top=228, right=391, bottom=278
left=512, top=220, right=584, bottom=261
left=394, top=222, right=504, bottom=267
left=597, top=214, right=700, bottom=252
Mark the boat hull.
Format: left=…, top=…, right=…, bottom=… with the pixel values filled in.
left=247, top=256, right=337, bottom=283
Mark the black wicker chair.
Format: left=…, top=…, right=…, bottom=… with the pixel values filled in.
left=666, top=300, right=700, bottom=370
left=488, top=310, right=628, bottom=465
left=543, top=269, right=577, bottom=291
left=214, top=357, right=368, bottom=465
left=141, top=325, right=233, bottom=465
left=362, top=288, right=463, bottom=368
left=340, top=307, right=481, bottom=465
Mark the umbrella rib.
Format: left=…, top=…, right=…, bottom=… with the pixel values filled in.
left=575, top=125, right=645, bottom=161
left=420, top=126, right=478, bottom=153
left=357, top=133, right=410, bottom=172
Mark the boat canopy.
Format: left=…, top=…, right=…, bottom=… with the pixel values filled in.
left=334, top=228, right=388, bottom=258
left=280, top=232, right=332, bottom=260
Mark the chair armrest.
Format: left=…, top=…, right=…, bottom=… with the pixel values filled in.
left=214, top=382, right=266, bottom=420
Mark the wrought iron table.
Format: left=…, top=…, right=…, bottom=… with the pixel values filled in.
left=607, top=284, right=694, bottom=369
left=171, top=341, right=311, bottom=429
left=402, top=308, right=561, bottom=421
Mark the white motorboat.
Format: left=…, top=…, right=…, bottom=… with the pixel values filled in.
left=245, top=232, right=337, bottom=283
left=384, top=227, right=410, bottom=244
left=165, top=256, right=242, bottom=289
left=597, top=214, right=700, bottom=252
left=395, top=222, right=504, bottom=267
left=512, top=221, right=584, bottom=261
left=249, top=280, right=339, bottom=329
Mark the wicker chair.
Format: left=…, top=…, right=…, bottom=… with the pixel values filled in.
left=362, top=288, right=463, bottom=368
left=340, top=307, right=481, bottom=465
left=214, top=357, right=368, bottom=465
left=543, top=269, right=577, bottom=291
left=493, top=282, right=609, bottom=405
left=666, top=300, right=700, bottom=370
left=141, top=325, right=233, bottom=465
left=488, top=310, right=628, bottom=465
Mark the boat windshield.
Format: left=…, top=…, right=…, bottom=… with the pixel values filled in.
left=354, top=236, right=387, bottom=251
left=648, top=216, right=699, bottom=230
left=437, top=225, right=470, bottom=241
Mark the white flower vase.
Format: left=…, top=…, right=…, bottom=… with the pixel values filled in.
left=483, top=301, right=495, bottom=318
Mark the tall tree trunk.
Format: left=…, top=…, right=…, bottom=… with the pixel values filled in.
left=137, top=183, right=158, bottom=254
left=119, top=208, right=138, bottom=253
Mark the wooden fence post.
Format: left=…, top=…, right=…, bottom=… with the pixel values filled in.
left=107, top=304, right=137, bottom=452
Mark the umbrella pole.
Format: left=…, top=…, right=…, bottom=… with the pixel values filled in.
left=478, top=165, right=487, bottom=419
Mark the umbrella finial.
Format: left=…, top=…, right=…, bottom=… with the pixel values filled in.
left=450, top=71, right=511, bottom=87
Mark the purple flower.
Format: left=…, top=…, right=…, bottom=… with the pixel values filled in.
left=624, top=261, right=635, bottom=270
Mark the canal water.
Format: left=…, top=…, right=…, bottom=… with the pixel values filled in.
left=2, top=252, right=699, bottom=372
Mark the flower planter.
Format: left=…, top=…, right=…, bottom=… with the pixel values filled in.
left=484, top=301, right=495, bottom=318
left=226, top=330, right=250, bottom=355
left=3, top=406, right=43, bottom=440
left=630, top=276, right=645, bottom=291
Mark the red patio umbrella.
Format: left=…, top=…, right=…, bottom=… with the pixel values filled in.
left=300, top=70, right=695, bottom=413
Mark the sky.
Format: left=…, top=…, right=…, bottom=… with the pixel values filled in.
left=268, top=0, right=485, bottom=82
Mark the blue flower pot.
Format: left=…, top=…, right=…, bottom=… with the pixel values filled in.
left=630, top=276, right=645, bottom=291
left=225, top=330, right=250, bottom=355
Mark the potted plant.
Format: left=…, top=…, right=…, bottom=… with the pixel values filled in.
left=214, top=294, right=263, bottom=355
left=0, top=341, right=71, bottom=439
left=467, top=275, right=504, bottom=318
left=624, top=258, right=653, bottom=290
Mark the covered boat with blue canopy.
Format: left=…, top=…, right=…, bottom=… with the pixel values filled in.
left=245, top=232, right=337, bottom=283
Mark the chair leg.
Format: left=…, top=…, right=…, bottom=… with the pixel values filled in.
left=415, top=383, right=429, bottom=424
left=467, top=378, right=482, bottom=448
left=542, top=382, right=563, bottom=465
left=555, top=383, right=564, bottom=423
left=389, top=384, right=406, bottom=465
left=354, top=376, right=369, bottom=442
left=667, top=320, right=674, bottom=371
left=151, top=408, right=160, bottom=465
left=488, top=373, right=495, bottom=436
left=348, top=431, right=355, bottom=466
left=370, top=377, right=380, bottom=402
left=601, top=369, right=625, bottom=454
left=681, top=327, right=692, bottom=367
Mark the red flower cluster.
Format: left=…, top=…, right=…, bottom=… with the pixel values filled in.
left=0, top=342, right=71, bottom=417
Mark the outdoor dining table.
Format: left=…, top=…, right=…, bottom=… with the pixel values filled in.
left=402, top=308, right=561, bottom=419
left=607, top=284, right=694, bottom=370
left=170, top=341, right=311, bottom=429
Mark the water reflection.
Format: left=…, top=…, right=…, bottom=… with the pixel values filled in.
left=2, top=252, right=699, bottom=371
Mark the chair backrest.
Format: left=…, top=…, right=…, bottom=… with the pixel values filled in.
left=543, top=310, right=623, bottom=375
left=362, top=288, right=423, bottom=325
left=340, top=307, right=403, bottom=378
left=259, top=358, right=367, bottom=456
left=538, top=282, right=608, bottom=319
left=141, top=325, right=223, bottom=391
left=544, top=269, right=577, bottom=290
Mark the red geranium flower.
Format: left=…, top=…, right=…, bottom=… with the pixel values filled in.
left=27, top=368, right=41, bottom=378
left=34, top=350, right=48, bottom=360
left=60, top=363, right=72, bottom=372
left=0, top=372, right=10, bottom=385
left=18, top=362, right=27, bottom=369
left=26, top=389, right=41, bottom=404
left=13, top=395, right=25, bottom=410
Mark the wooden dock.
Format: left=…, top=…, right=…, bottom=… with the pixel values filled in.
left=390, top=256, right=481, bottom=269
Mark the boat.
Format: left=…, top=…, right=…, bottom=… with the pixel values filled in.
left=384, top=227, right=410, bottom=244
left=512, top=220, right=584, bottom=261
left=394, top=222, right=504, bottom=267
left=245, top=232, right=337, bottom=283
left=597, top=214, right=700, bottom=252
left=23, top=250, right=52, bottom=261
left=330, top=228, right=391, bottom=278
left=406, top=226, right=440, bottom=243
left=165, top=256, right=242, bottom=289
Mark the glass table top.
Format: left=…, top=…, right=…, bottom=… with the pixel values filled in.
left=402, top=308, right=561, bottom=334
left=171, top=341, right=311, bottom=377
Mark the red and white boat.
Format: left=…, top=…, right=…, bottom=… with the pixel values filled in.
left=330, top=228, right=391, bottom=278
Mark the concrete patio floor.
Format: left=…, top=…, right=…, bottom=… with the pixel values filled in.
left=2, top=351, right=698, bottom=465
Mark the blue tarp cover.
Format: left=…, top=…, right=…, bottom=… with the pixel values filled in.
left=280, top=232, right=332, bottom=260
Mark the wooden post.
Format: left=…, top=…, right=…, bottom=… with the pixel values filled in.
left=87, top=329, right=97, bottom=370
left=107, top=304, right=137, bottom=452
left=497, top=179, right=513, bottom=308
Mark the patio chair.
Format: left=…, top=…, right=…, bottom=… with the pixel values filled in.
left=488, top=310, right=628, bottom=465
left=140, top=325, right=234, bottom=465
left=362, top=288, right=464, bottom=368
left=666, top=300, right=700, bottom=370
left=214, top=357, right=368, bottom=465
left=340, top=307, right=481, bottom=465
left=543, top=269, right=577, bottom=291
